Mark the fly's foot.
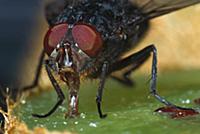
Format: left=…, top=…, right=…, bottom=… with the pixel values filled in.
left=100, top=114, right=107, bottom=119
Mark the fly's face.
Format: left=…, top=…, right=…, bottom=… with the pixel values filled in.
left=43, top=23, right=103, bottom=73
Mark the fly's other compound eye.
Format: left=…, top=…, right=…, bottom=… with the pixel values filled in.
left=44, top=23, right=68, bottom=56
left=72, top=24, right=103, bottom=57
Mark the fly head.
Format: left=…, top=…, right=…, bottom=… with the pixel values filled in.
left=43, top=22, right=103, bottom=73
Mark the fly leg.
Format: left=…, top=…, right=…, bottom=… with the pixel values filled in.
left=32, top=61, right=65, bottom=118
left=21, top=50, right=45, bottom=91
left=110, top=53, right=150, bottom=87
left=109, top=45, right=194, bottom=109
left=96, top=62, right=109, bottom=118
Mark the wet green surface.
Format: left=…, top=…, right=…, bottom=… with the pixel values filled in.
left=16, top=70, right=200, bottom=134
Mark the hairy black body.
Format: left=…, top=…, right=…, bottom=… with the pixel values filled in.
left=52, top=0, right=149, bottom=70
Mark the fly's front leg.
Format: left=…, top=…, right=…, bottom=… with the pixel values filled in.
left=32, top=61, right=65, bottom=118
left=96, top=62, right=109, bottom=118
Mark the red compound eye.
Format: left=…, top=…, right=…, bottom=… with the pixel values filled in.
left=72, top=24, right=103, bottom=57
left=44, top=23, right=68, bottom=55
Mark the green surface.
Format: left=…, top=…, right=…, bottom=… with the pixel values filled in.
left=16, top=70, right=200, bottom=134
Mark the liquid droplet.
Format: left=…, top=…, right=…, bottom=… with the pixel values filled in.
left=181, top=99, right=190, bottom=104
left=63, top=121, right=67, bottom=125
left=80, top=128, right=84, bottom=132
left=20, top=100, right=26, bottom=104
left=74, top=121, right=78, bottom=125
left=80, top=113, right=86, bottom=119
left=89, top=122, right=97, bottom=128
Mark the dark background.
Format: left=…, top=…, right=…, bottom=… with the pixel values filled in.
left=0, top=0, right=43, bottom=87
